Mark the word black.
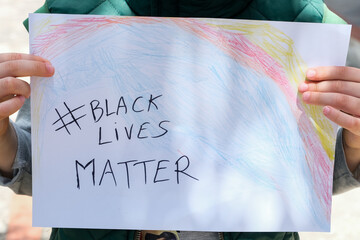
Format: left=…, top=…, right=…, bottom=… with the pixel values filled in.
left=90, top=94, right=162, bottom=123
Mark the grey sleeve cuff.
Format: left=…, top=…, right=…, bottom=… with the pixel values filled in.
left=0, top=98, right=32, bottom=196
left=0, top=121, right=32, bottom=196
left=333, top=128, right=360, bottom=195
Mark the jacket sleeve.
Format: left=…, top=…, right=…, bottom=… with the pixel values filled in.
left=0, top=98, right=32, bottom=196
left=333, top=128, right=360, bottom=194
left=322, top=4, right=347, bottom=24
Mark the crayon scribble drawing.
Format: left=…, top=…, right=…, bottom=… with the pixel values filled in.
left=29, top=14, right=350, bottom=231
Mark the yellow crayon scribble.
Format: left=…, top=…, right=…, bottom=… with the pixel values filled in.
left=207, top=21, right=335, bottom=160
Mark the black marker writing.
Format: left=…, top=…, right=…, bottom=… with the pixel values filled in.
left=75, top=159, right=95, bottom=189
left=75, top=155, right=198, bottom=189
left=53, top=102, right=86, bottom=135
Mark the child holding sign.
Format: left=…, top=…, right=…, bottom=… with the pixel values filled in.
left=1, top=0, right=360, bottom=239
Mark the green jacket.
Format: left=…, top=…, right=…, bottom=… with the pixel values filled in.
left=25, top=0, right=345, bottom=239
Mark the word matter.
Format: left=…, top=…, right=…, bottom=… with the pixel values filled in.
left=75, top=155, right=199, bottom=189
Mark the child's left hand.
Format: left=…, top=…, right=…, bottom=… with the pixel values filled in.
left=298, top=66, right=360, bottom=172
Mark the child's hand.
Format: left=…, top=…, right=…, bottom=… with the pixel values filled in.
left=0, top=53, right=54, bottom=134
left=298, top=66, right=360, bottom=172
left=0, top=53, right=54, bottom=177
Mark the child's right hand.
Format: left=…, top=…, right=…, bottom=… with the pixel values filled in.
left=0, top=53, right=54, bottom=135
left=0, top=53, right=54, bottom=177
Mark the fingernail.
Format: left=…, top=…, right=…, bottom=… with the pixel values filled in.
left=18, top=95, right=25, bottom=102
left=45, top=62, right=54, bottom=74
left=323, top=106, right=330, bottom=115
left=299, top=83, right=308, bottom=91
left=307, top=69, right=316, bottom=78
left=302, top=92, right=310, bottom=101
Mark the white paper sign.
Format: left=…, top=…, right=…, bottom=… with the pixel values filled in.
left=29, top=13, right=351, bottom=232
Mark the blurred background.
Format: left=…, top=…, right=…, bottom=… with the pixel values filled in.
left=0, top=0, right=359, bottom=239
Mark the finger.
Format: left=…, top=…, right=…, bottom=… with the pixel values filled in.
left=0, top=95, right=26, bottom=120
left=302, top=91, right=360, bottom=116
left=0, top=77, right=30, bottom=99
left=306, top=66, right=360, bottom=82
left=0, top=53, right=48, bottom=64
left=0, top=59, right=54, bottom=78
left=298, top=80, right=360, bottom=98
left=323, top=106, right=360, bottom=136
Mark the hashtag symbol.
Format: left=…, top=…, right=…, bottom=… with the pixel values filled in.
left=52, top=102, right=87, bottom=135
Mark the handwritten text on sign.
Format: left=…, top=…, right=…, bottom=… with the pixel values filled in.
left=52, top=95, right=199, bottom=189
